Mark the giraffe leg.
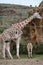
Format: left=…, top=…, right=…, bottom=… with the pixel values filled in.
left=30, top=50, right=32, bottom=58
left=6, top=42, right=13, bottom=59
left=30, top=51, right=32, bottom=58
left=29, top=52, right=31, bottom=58
left=27, top=48, right=31, bottom=58
left=2, top=42, right=6, bottom=59
left=28, top=49, right=30, bottom=58
left=16, top=37, right=21, bottom=58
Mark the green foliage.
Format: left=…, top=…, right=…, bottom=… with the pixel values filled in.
left=13, top=54, right=43, bottom=59
left=23, top=12, right=28, bottom=18
left=0, top=16, right=2, bottom=19
left=20, top=37, right=26, bottom=45
left=0, top=16, right=10, bottom=33
left=2, top=21, right=10, bottom=28
left=20, top=44, right=28, bottom=54
left=11, top=40, right=43, bottom=55
left=0, top=27, right=6, bottom=33
left=20, top=43, right=43, bottom=54
left=0, top=21, right=10, bottom=33
left=33, top=43, right=43, bottom=54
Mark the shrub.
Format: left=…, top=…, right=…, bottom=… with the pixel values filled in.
left=0, top=27, right=5, bottom=33
left=33, top=43, right=43, bottom=54
left=0, top=21, right=10, bottom=33
left=11, top=41, right=43, bottom=55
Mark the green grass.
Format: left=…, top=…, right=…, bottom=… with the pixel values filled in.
left=13, top=54, right=43, bottom=59
left=32, top=54, right=43, bottom=59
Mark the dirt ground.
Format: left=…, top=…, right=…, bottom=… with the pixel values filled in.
left=0, top=58, right=43, bottom=65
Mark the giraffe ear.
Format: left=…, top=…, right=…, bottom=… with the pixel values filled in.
left=33, top=12, right=41, bottom=19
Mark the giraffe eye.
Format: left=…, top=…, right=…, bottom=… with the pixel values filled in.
left=16, top=31, right=17, bottom=34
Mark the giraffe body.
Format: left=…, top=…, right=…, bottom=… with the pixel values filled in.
left=0, top=26, right=22, bottom=59
left=0, top=12, right=41, bottom=59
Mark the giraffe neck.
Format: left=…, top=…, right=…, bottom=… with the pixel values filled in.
left=18, top=15, right=34, bottom=29
left=13, top=15, right=34, bottom=30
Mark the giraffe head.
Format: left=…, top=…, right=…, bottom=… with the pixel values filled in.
left=14, top=29, right=22, bottom=39
left=33, top=12, right=41, bottom=19
left=11, top=28, right=22, bottom=39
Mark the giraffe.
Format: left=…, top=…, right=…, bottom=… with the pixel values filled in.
left=0, top=12, right=41, bottom=59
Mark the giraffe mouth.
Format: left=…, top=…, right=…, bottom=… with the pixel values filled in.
left=36, top=13, right=41, bottom=19
left=33, top=12, right=42, bottom=19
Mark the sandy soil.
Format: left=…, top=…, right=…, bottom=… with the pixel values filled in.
left=0, top=58, right=43, bottom=65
